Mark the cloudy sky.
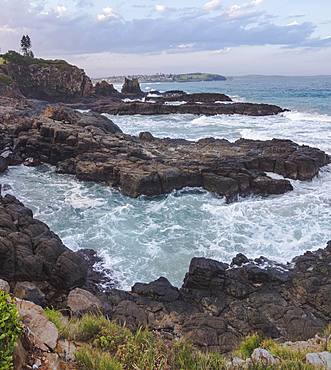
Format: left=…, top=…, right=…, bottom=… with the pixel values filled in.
left=0, top=0, right=330, bottom=77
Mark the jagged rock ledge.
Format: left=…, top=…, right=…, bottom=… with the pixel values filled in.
left=0, top=102, right=329, bottom=199
left=74, top=88, right=286, bottom=117
left=0, top=195, right=330, bottom=354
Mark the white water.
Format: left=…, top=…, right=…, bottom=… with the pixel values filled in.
left=1, top=109, right=330, bottom=289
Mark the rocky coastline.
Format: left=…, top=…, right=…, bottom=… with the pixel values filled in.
left=0, top=54, right=330, bottom=368
left=1, top=53, right=285, bottom=116
left=0, top=101, right=329, bottom=199
left=0, top=194, right=330, bottom=364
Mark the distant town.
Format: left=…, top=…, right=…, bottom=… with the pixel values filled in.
left=93, top=73, right=226, bottom=84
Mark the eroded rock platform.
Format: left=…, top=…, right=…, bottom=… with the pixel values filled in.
left=0, top=102, right=329, bottom=199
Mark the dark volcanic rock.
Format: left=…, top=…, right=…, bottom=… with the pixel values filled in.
left=94, top=81, right=120, bottom=97
left=90, top=101, right=285, bottom=116
left=106, top=243, right=331, bottom=353
left=0, top=103, right=329, bottom=199
left=0, top=194, right=88, bottom=301
left=121, top=78, right=143, bottom=96
left=0, top=192, right=329, bottom=353
left=146, top=91, right=232, bottom=103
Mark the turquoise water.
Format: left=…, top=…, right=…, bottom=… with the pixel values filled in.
left=1, top=76, right=331, bottom=289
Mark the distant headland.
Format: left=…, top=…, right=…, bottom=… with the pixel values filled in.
left=94, top=72, right=226, bottom=84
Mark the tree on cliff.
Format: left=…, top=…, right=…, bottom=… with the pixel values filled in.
left=20, top=35, right=34, bottom=58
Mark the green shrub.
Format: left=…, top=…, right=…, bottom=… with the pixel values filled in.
left=0, top=292, right=22, bottom=370
left=46, top=311, right=226, bottom=369
left=170, top=340, right=226, bottom=370
left=236, top=333, right=263, bottom=359
left=76, top=346, right=123, bottom=370
left=44, top=308, right=71, bottom=338
left=261, top=338, right=308, bottom=362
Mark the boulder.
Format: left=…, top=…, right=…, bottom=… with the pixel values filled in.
left=0, top=195, right=88, bottom=301
left=15, top=299, right=58, bottom=351
left=67, top=288, right=103, bottom=315
left=0, top=279, right=10, bottom=293
left=183, top=257, right=228, bottom=290
left=132, top=277, right=180, bottom=302
left=43, top=353, right=61, bottom=370
left=14, top=281, right=46, bottom=306
left=251, top=348, right=279, bottom=365
left=306, top=352, right=331, bottom=369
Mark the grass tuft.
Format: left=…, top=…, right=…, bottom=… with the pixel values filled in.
left=236, top=333, right=263, bottom=359
left=76, top=346, right=123, bottom=370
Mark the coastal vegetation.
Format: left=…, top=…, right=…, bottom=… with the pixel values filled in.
left=0, top=292, right=22, bottom=370
left=42, top=309, right=328, bottom=370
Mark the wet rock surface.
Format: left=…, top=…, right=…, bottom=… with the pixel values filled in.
left=0, top=194, right=90, bottom=302
left=83, top=99, right=285, bottom=116
left=106, top=241, right=331, bottom=353
left=0, top=194, right=330, bottom=354
left=0, top=101, right=329, bottom=199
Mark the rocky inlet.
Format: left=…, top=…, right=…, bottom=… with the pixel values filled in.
left=0, top=194, right=330, bottom=355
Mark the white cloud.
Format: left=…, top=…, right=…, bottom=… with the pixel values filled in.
left=0, top=25, right=16, bottom=33
left=177, top=43, right=195, bottom=49
left=97, top=6, right=119, bottom=21
left=224, top=0, right=263, bottom=19
left=211, top=47, right=231, bottom=54
left=55, top=5, right=67, bottom=17
left=287, top=21, right=299, bottom=26
left=203, top=0, right=221, bottom=12
left=0, top=0, right=329, bottom=58
left=155, top=4, right=167, bottom=13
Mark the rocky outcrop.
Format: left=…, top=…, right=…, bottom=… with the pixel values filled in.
left=94, top=80, right=120, bottom=97
left=1, top=103, right=329, bottom=198
left=0, top=51, right=93, bottom=102
left=106, top=241, right=331, bottom=353
left=85, top=100, right=285, bottom=116
left=121, top=77, right=143, bottom=95
left=0, top=194, right=88, bottom=302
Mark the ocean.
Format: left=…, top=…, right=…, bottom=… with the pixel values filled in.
left=1, top=76, right=330, bottom=289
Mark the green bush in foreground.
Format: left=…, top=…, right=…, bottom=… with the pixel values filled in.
left=0, top=291, right=22, bottom=370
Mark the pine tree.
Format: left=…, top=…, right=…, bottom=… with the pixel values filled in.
left=20, top=35, right=33, bottom=57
